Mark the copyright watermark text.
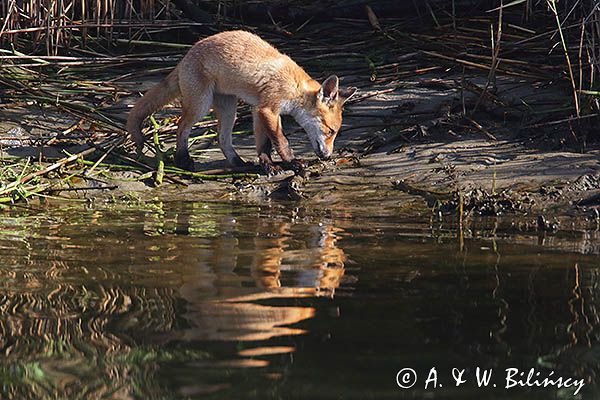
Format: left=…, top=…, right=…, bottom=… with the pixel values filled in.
left=396, top=367, right=585, bottom=396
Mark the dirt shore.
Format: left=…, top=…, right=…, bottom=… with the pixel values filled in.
left=3, top=17, right=600, bottom=223
left=3, top=70, right=600, bottom=222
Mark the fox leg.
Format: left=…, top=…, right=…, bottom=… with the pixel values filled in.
left=213, top=94, right=246, bottom=167
left=254, top=107, right=294, bottom=161
left=253, top=109, right=273, bottom=168
left=175, top=78, right=214, bottom=170
left=254, top=107, right=304, bottom=174
left=253, top=108, right=283, bottom=174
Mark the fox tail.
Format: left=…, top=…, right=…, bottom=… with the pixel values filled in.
left=126, top=68, right=180, bottom=146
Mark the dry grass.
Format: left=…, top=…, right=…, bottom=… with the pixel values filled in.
left=0, top=0, right=179, bottom=54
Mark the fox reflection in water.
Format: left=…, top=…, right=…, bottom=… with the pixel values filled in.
left=177, top=213, right=348, bottom=342
left=5, top=205, right=600, bottom=399
left=0, top=206, right=351, bottom=398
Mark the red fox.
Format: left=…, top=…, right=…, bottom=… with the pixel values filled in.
left=127, top=30, right=356, bottom=174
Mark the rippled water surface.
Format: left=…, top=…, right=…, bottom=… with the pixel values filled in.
left=1, top=200, right=600, bottom=399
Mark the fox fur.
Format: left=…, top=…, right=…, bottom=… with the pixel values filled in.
left=127, top=30, right=356, bottom=173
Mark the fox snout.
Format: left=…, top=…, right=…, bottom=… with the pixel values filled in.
left=316, top=147, right=332, bottom=160
left=313, top=138, right=334, bottom=160
left=304, top=126, right=334, bottom=161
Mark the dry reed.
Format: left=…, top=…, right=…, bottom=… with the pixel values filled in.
left=0, top=0, right=178, bottom=54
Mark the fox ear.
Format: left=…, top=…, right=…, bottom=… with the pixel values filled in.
left=318, top=75, right=339, bottom=104
left=339, top=86, right=357, bottom=104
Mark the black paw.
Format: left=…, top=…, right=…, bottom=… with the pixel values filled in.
left=230, top=157, right=253, bottom=169
left=282, top=159, right=306, bottom=175
left=134, top=143, right=144, bottom=158
left=260, top=160, right=284, bottom=176
left=174, top=154, right=195, bottom=171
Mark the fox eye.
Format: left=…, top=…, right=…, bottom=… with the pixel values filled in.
left=328, top=128, right=335, bottom=137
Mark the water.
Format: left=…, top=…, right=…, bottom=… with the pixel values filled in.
left=1, top=200, right=599, bottom=399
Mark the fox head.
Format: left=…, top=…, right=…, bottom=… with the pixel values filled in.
left=295, top=75, right=357, bottom=160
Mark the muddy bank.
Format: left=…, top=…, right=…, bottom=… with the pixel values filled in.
left=2, top=18, right=600, bottom=223
left=3, top=72, right=600, bottom=222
